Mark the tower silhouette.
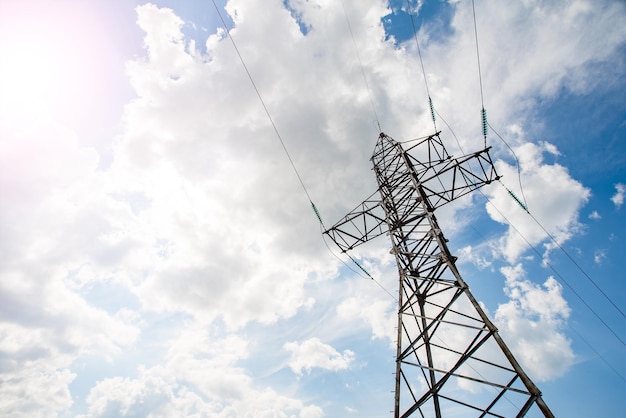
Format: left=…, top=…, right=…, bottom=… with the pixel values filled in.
left=324, top=132, right=553, bottom=417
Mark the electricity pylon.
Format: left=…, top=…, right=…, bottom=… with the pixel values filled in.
left=324, top=132, right=553, bottom=417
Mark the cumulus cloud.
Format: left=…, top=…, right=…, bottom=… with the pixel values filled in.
left=82, top=327, right=323, bottom=417
left=83, top=368, right=319, bottom=417
left=457, top=245, right=493, bottom=270
left=495, top=264, right=574, bottom=381
left=611, top=183, right=625, bottom=208
left=0, top=363, right=76, bottom=416
left=485, top=141, right=590, bottom=263
left=1, top=0, right=625, bottom=415
left=110, top=2, right=330, bottom=330
left=83, top=372, right=176, bottom=417
left=0, top=86, right=139, bottom=417
left=284, top=337, right=355, bottom=375
left=335, top=268, right=397, bottom=343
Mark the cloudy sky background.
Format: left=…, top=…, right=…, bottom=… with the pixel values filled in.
left=1, top=0, right=625, bottom=416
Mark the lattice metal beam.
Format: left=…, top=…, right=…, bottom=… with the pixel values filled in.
left=324, top=132, right=553, bottom=417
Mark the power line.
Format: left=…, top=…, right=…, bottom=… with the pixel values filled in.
left=468, top=0, right=626, bottom=337
left=212, top=0, right=625, bottom=384
left=399, top=0, right=626, bottom=393
left=567, top=322, right=626, bottom=383
left=210, top=1, right=313, bottom=205
left=488, top=122, right=529, bottom=209
left=459, top=0, right=626, bottom=348
left=485, top=206, right=626, bottom=384
left=340, top=0, right=382, bottom=133
left=471, top=0, right=488, bottom=147
left=487, top=122, right=625, bottom=321
left=210, top=0, right=395, bottom=302
left=479, top=188, right=626, bottom=348
left=478, top=190, right=626, bottom=384
left=405, top=0, right=437, bottom=132
left=526, top=207, right=626, bottom=321
left=436, top=106, right=626, bottom=349
left=433, top=108, right=626, bottom=375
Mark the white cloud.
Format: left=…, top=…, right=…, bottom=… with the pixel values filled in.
left=336, top=288, right=396, bottom=343
left=495, top=264, right=574, bottom=381
left=457, top=245, right=493, bottom=270
left=284, top=337, right=355, bottom=375
left=594, top=249, right=607, bottom=265
left=82, top=326, right=324, bottom=417
left=485, top=141, right=590, bottom=263
left=1, top=0, right=625, bottom=415
left=300, top=405, right=326, bottom=418
left=611, top=183, right=625, bottom=208
left=589, top=210, right=601, bottom=220
left=83, top=372, right=176, bottom=417
left=0, top=84, right=139, bottom=417
left=0, top=364, right=76, bottom=416
left=345, top=405, right=358, bottom=414
left=443, top=0, right=626, bottom=121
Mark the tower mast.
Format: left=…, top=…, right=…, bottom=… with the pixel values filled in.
left=325, top=132, right=553, bottom=417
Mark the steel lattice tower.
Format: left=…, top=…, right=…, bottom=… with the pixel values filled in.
left=324, top=132, right=553, bottom=417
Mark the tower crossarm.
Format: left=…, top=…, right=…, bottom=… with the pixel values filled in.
left=322, top=191, right=388, bottom=252
left=323, top=132, right=498, bottom=253
left=372, top=132, right=500, bottom=210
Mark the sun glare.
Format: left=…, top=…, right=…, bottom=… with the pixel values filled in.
left=0, top=2, right=114, bottom=129
left=0, top=36, right=63, bottom=105
left=0, top=23, right=77, bottom=128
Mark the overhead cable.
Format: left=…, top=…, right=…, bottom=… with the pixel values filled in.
left=406, top=0, right=437, bottom=132
left=340, top=0, right=382, bottom=133
left=471, top=0, right=488, bottom=147
left=211, top=0, right=395, bottom=301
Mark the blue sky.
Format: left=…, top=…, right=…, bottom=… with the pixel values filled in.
left=0, top=0, right=625, bottom=417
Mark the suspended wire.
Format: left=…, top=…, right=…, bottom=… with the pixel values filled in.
left=479, top=189, right=626, bottom=382
left=486, top=122, right=625, bottom=320
left=314, top=203, right=398, bottom=302
left=435, top=110, right=626, bottom=375
left=403, top=0, right=626, bottom=386
left=471, top=0, right=487, bottom=147
left=405, top=0, right=437, bottom=131
left=488, top=122, right=529, bottom=209
left=525, top=206, right=626, bottom=321
left=441, top=109, right=626, bottom=348
left=460, top=0, right=625, bottom=341
left=214, top=0, right=625, bottom=384
left=449, top=151, right=626, bottom=383
left=210, top=0, right=311, bottom=203
left=567, top=322, right=626, bottom=383
left=435, top=108, right=465, bottom=153
left=479, top=188, right=626, bottom=348
left=340, top=0, right=382, bottom=133
left=472, top=1, right=625, bottom=335
left=469, top=1, right=528, bottom=216
left=211, top=0, right=396, bottom=301
left=405, top=2, right=484, bottom=153
left=442, top=99, right=623, bottom=327
left=490, top=125, right=624, bottom=320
